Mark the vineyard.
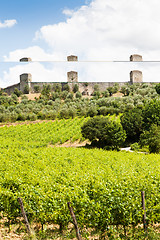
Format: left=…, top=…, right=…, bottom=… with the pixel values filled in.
left=0, top=118, right=160, bottom=239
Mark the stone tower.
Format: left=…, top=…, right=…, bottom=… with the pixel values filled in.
left=130, top=54, right=143, bottom=84
left=67, top=71, right=78, bottom=83
left=130, top=70, right=143, bottom=84
left=20, top=57, right=32, bottom=62
left=20, top=73, right=32, bottom=93
left=67, top=55, right=78, bottom=61
left=67, top=55, right=78, bottom=84
left=130, top=54, right=143, bottom=61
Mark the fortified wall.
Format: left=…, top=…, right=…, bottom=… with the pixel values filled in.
left=3, top=54, right=143, bottom=95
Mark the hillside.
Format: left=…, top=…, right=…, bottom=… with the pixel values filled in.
left=0, top=118, right=160, bottom=239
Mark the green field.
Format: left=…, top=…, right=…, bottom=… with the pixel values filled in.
left=0, top=118, right=160, bottom=238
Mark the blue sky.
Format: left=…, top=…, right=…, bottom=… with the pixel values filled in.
left=1, top=0, right=160, bottom=87
left=0, top=0, right=88, bottom=60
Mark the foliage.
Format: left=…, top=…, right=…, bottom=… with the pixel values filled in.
left=120, top=108, right=143, bottom=141
left=73, top=84, right=79, bottom=93
left=13, top=88, right=22, bottom=97
left=143, top=99, right=160, bottom=130
left=41, top=85, right=51, bottom=97
left=140, top=124, right=160, bottom=153
left=23, top=85, right=29, bottom=94
left=81, top=116, right=126, bottom=149
left=0, top=120, right=160, bottom=232
left=34, top=85, right=40, bottom=93
left=53, top=83, right=62, bottom=93
left=155, top=83, right=160, bottom=95
left=66, top=92, right=74, bottom=100
left=63, top=83, right=70, bottom=92
left=130, top=142, right=140, bottom=151
left=75, top=91, right=82, bottom=99
left=94, top=84, right=99, bottom=92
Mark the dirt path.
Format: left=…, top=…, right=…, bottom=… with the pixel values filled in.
left=0, top=119, right=55, bottom=128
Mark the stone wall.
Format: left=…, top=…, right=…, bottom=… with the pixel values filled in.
left=3, top=81, right=130, bottom=95
left=3, top=83, right=20, bottom=95
left=2, top=54, right=144, bottom=95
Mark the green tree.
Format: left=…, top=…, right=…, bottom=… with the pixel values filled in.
left=75, top=91, right=82, bottom=99
left=107, top=87, right=114, bottom=96
left=60, top=91, right=68, bottom=100
left=66, top=92, right=74, bottom=100
left=143, top=99, right=160, bottom=130
left=155, top=83, right=160, bottom=95
left=23, top=85, right=29, bottom=94
left=14, top=88, right=22, bottom=97
left=41, top=85, right=51, bottom=97
left=34, top=85, right=40, bottom=93
left=140, top=124, right=160, bottom=153
left=53, top=83, right=62, bottom=93
left=102, top=90, right=109, bottom=98
left=94, top=84, right=100, bottom=92
left=63, top=84, right=70, bottom=92
left=81, top=116, right=126, bottom=149
left=73, top=84, right=79, bottom=93
left=87, top=105, right=98, bottom=117
left=120, top=108, right=143, bottom=142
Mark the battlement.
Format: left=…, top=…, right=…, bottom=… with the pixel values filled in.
left=20, top=57, right=32, bottom=62
left=3, top=54, right=145, bottom=94
left=130, top=54, right=143, bottom=62
left=67, top=55, right=78, bottom=61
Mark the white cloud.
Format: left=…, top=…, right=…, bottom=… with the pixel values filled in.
left=4, top=46, right=56, bottom=62
left=0, top=62, right=67, bottom=88
left=0, top=19, right=17, bottom=29
left=37, top=0, right=160, bottom=60
left=2, top=0, right=160, bottom=87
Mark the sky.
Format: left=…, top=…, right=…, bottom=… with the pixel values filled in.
left=1, top=0, right=160, bottom=87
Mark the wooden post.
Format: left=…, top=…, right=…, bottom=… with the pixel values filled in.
left=141, top=191, right=147, bottom=233
left=67, top=202, right=82, bottom=240
left=18, top=197, right=31, bottom=235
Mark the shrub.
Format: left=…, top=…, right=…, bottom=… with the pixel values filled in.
left=140, top=124, right=160, bottom=153
left=92, top=91, right=101, bottom=99
left=94, top=84, right=100, bottom=92
left=98, top=106, right=108, bottom=116
left=130, top=142, right=140, bottom=151
left=53, top=83, right=62, bottom=93
left=63, top=84, right=70, bottom=92
left=68, top=107, right=77, bottom=118
left=59, top=108, right=69, bottom=119
left=27, top=113, right=37, bottom=121
left=17, top=112, right=27, bottom=121
left=23, top=85, right=29, bottom=94
left=155, top=83, right=160, bottom=95
left=10, top=112, right=18, bottom=122
left=41, top=85, right=51, bottom=97
left=102, top=90, right=109, bottom=98
left=34, top=85, right=40, bottom=93
left=120, top=108, right=143, bottom=142
left=143, top=99, right=160, bottom=130
left=60, top=91, right=68, bottom=100
left=75, top=91, right=82, bottom=99
left=14, top=88, right=22, bottom=97
left=46, top=110, right=57, bottom=120
left=37, top=111, right=46, bottom=120
left=81, top=116, right=126, bottom=150
left=73, top=84, right=79, bottom=93
left=66, top=92, right=74, bottom=100
left=50, top=92, right=60, bottom=101
left=87, top=106, right=98, bottom=117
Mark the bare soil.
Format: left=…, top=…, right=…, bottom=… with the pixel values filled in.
left=54, top=140, right=89, bottom=148
left=0, top=120, right=55, bottom=128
